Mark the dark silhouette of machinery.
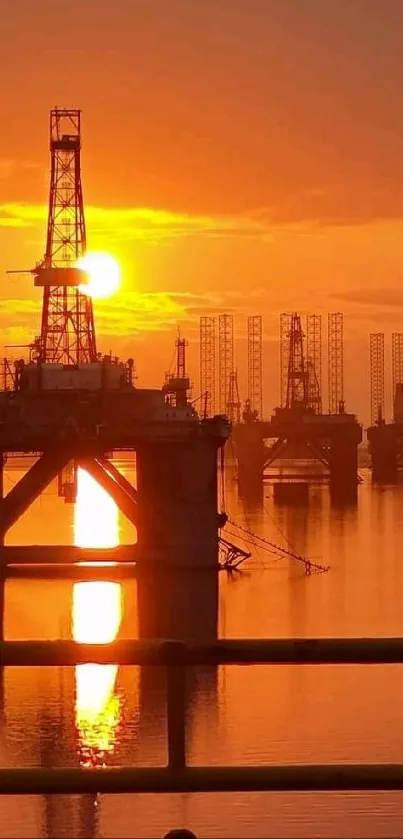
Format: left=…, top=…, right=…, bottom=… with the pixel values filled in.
left=226, top=370, right=241, bottom=424
left=163, top=336, right=191, bottom=408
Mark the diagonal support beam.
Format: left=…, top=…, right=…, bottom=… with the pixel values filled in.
left=78, top=457, right=137, bottom=526
left=97, top=457, right=137, bottom=502
left=0, top=449, right=73, bottom=535
left=263, top=437, right=288, bottom=469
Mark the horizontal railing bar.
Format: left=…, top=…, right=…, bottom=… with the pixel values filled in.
left=2, top=638, right=403, bottom=666
left=2, top=765, right=403, bottom=795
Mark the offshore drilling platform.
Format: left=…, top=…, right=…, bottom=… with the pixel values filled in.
left=200, top=312, right=362, bottom=502
left=367, top=332, right=403, bottom=481
left=0, top=108, right=231, bottom=573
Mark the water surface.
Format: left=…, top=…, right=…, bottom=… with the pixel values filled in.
left=1, top=463, right=403, bottom=837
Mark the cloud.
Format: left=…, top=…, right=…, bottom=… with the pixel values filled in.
left=331, top=288, right=403, bottom=308
left=0, top=160, right=39, bottom=180
left=0, top=202, right=271, bottom=241
left=0, top=289, right=232, bottom=349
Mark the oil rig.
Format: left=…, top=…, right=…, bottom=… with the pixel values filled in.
left=0, top=108, right=231, bottom=572
left=200, top=312, right=362, bottom=501
left=367, top=332, right=403, bottom=481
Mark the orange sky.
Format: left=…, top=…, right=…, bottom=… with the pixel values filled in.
left=1, top=0, right=403, bottom=423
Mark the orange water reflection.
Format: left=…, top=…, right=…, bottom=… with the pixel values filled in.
left=73, top=467, right=123, bottom=767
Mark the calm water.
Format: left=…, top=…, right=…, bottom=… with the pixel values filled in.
left=1, top=462, right=403, bottom=837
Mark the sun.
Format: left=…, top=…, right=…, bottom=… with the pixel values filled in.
left=76, top=251, right=121, bottom=299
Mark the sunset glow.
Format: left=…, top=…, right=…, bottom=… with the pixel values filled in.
left=73, top=468, right=122, bottom=766
left=77, top=251, right=121, bottom=299
left=74, top=467, right=119, bottom=549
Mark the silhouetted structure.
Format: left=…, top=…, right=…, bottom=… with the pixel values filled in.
left=218, top=314, right=234, bottom=414
left=200, top=316, right=216, bottom=417
left=367, top=332, right=403, bottom=482
left=392, top=333, right=403, bottom=404
left=306, top=314, right=322, bottom=414
left=0, top=109, right=230, bottom=572
left=328, top=313, right=344, bottom=414
left=247, top=316, right=263, bottom=419
left=226, top=370, right=241, bottom=424
left=232, top=311, right=361, bottom=502
left=163, top=336, right=190, bottom=408
left=40, top=108, right=96, bottom=365
left=370, top=333, right=385, bottom=426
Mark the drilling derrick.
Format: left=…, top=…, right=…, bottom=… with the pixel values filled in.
left=306, top=314, right=322, bottom=413
left=280, top=313, right=292, bottom=407
left=218, top=314, right=234, bottom=415
left=163, top=335, right=190, bottom=408
left=227, top=370, right=241, bottom=424
left=285, top=313, right=308, bottom=409
left=392, top=333, right=403, bottom=412
left=370, top=333, right=385, bottom=425
left=247, top=316, right=263, bottom=419
left=328, top=313, right=344, bottom=414
left=200, top=316, right=216, bottom=417
left=40, top=108, right=96, bottom=364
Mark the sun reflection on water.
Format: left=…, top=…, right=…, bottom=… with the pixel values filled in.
left=73, top=467, right=123, bottom=767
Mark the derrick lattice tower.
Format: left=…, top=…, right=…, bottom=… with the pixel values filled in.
left=247, top=315, right=263, bottom=419
left=280, top=312, right=292, bottom=407
left=392, top=333, right=403, bottom=400
left=40, top=108, right=96, bottom=364
left=218, top=314, right=234, bottom=414
left=370, top=332, right=385, bottom=425
left=306, top=314, right=322, bottom=414
left=200, top=316, right=216, bottom=417
left=283, top=313, right=308, bottom=409
left=328, top=313, right=344, bottom=414
left=227, top=370, right=241, bottom=424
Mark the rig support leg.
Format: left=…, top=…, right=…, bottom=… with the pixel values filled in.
left=0, top=453, right=4, bottom=549
left=329, top=441, right=358, bottom=503
left=370, top=436, right=398, bottom=483
left=233, top=426, right=265, bottom=497
left=0, top=454, right=4, bottom=644
left=136, top=438, right=220, bottom=569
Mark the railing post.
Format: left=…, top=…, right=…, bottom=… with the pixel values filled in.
left=165, top=642, right=186, bottom=771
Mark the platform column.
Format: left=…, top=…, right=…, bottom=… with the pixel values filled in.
left=136, top=437, right=222, bottom=569
left=369, top=431, right=398, bottom=483
left=0, top=454, right=4, bottom=644
left=233, top=425, right=265, bottom=496
left=0, top=453, right=4, bottom=547
left=329, top=440, right=358, bottom=499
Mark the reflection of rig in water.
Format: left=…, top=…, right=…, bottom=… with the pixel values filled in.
left=0, top=107, right=247, bottom=576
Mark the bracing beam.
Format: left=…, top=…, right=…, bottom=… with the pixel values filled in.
left=0, top=448, right=72, bottom=535
left=78, top=457, right=137, bottom=526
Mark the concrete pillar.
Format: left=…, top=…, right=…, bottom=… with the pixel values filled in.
left=136, top=438, right=221, bottom=568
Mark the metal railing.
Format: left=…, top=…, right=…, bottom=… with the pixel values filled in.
left=1, top=637, right=403, bottom=795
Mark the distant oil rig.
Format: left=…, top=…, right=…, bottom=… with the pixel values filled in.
left=367, top=332, right=403, bottom=481
left=200, top=311, right=362, bottom=502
